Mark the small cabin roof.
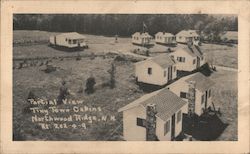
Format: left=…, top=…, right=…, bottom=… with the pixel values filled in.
left=136, top=53, right=175, bottom=69
left=155, top=32, right=174, bottom=37
left=185, top=72, right=215, bottom=92
left=132, top=32, right=152, bottom=38
left=57, top=32, right=85, bottom=39
left=176, top=30, right=199, bottom=37
left=173, top=45, right=203, bottom=58
left=220, top=31, right=238, bottom=40
left=150, top=53, right=175, bottom=69
left=118, top=88, right=187, bottom=121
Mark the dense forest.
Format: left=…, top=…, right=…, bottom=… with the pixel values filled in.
left=13, top=14, right=237, bottom=37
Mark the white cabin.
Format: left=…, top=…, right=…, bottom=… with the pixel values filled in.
left=155, top=32, right=176, bottom=45
left=132, top=32, right=154, bottom=46
left=169, top=46, right=206, bottom=72
left=49, top=32, right=88, bottom=48
left=167, top=72, right=215, bottom=116
left=135, top=54, right=177, bottom=86
left=176, top=30, right=200, bottom=44
left=118, top=88, right=188, bottom=141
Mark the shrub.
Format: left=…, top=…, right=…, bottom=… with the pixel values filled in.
left=90, top=52, right=96, bottom=60
left=43, top=65, right=56, bottom=73
left=57, top=80, right=70, bottom=104
left=107, top=63, right=116, bottom=89
left=85, top=76, right=96, bottom=94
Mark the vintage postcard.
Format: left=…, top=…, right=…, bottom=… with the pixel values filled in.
left=1, top=0, right=249, bottom=154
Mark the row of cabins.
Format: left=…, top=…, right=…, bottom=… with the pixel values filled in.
left=119, top=45, right=213, bottom=141
left=49, top=30, right=237, bottom=50
left=132, top=30, right=200, bottom=46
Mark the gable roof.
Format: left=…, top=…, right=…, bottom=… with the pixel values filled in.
left=174, top=45, right=203, bottom=58
left=176, top=30, right=199, bottom=37
left=58, top=32, right=85, bottom=39
left=220, top=31, right=238, bottom=40
left=132, top=32, right=152, bottom=38
left=185, top=72, right=215, bottom=92
left=155, top=32, right=174, bottom=37
left=150, top=54, right=175, bottom=69
left=118, top=88, right=187, bottom=121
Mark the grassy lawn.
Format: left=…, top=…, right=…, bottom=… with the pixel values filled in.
left=13, top=56, right=144, bottom=140
left=200, top=43, right=238, bottom=69
left=209, top=70, right=238, bottom=141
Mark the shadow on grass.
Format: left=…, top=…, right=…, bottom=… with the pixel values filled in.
left=177, top=63, right=213, bottom=79
left=48, top=44, right=86, bottom=52
left=137, top=82, right=164, bottom=93
left=136, top=78, right=180, bottom=93
left=182, top=114, right=228, bottom=141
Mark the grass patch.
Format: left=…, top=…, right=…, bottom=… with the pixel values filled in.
left=13, top=57, right=144, bottom=140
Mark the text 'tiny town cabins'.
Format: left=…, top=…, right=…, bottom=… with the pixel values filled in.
left=155, top=32, right=177, bottom=46
left=49, top=32, right=88, bottom=49
left=132, top=32, right=154, bottom=46
left=169, top=46, right=206, bottom=72
left=167, top=72, right=215, bottom=116
left=118, top=88, right=188, bottom=141
left=175, top=30, right=200, bottom=44
left=135, top=54, right=177, bottom=86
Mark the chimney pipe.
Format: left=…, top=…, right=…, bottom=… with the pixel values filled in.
left=146, top=103, right=157, bottom=141
left=187, top=81, right=196, bottom=116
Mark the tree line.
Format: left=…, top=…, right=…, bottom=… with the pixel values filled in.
left=13, top=14, right=237, bottom=38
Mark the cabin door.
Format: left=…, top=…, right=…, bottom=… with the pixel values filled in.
left=205, top=90, right=208, bottom=109
left=197, top=57, right=200, bottom=68
left=171, top=114, right=176, bottom=140
left=54, top=36, right=57, bottom=45
left=165, top=37, right=168, bottom=44
left=168, top=66, right=172, bottom=81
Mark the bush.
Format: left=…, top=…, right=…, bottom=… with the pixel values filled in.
left=42, top=64, right=56, bottom=73
left=76, top=52, right=82, bottom=61
left=107, top=63, right=116, bottom=89
left=57, top=81, right=70, bottom=104
left=85, top=76, right=96, bottom=94
left=90, top=52, right=96, bottom=60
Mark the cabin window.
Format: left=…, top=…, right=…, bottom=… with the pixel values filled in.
left=164, top=70, right=167, bottom=77
left=73, top=40, right=77, bottom=44
left=177, top=57, right=185, bottom=62
left=179, top=36, right=182, bottom=39
left=137, top=118, right=146, bottom=127
left=65, top=38, right=68, bottom=41
left=193, top=59, right=196, bottom=64
left=177, top=110, right=182, bottom=123
left=148, top=67, right=152, bottom=75
left=201, top=94, right=205, bottom=104
left=180, top=92, right=187, bottom=98
left=68, top=39, right=72, bottom=44
left=164, top=120, right=170, bottom=135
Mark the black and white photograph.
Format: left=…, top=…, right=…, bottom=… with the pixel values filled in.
left=12, top=14, right=238, bottom=141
